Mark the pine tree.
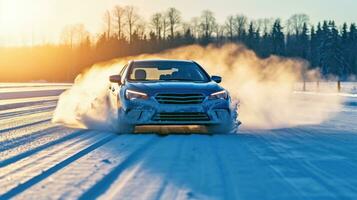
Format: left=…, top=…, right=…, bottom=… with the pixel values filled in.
left=183, top=29, right=195, bottom=45
left=254, top=27, right=261, bottom=54
left=349, top=24, right=357, bottom=74
left=319, top=21, right=350, bottom=79
left=258, top=30, right=272, bottom=58
left=285, top=33, right=296, bottom=57
left=271, top=19, right=285, bottom=55
left=299, top=23, right=309, bottom=59
left=310, top=26, right=319, bottom=68
left=247, top=22, right=256, bottom=49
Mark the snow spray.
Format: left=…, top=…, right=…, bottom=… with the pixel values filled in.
left=52, top=44, right=344, bottom=130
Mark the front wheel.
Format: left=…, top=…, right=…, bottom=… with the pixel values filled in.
left=112, top=114, right=135, bottom=134
left=114, top=108, right=135, bottom=134
left=116, top=123, right=135, bottom=134
left=206, top=121, right=241, bottom=135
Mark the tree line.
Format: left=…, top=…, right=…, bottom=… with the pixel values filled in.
left=1, top=6, right=356, bottom=82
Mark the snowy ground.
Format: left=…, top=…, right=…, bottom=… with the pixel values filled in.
left=1, top=83, right=357, bottom=200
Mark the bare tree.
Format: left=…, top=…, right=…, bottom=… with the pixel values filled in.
left=125, top=6, right=139, bottom=43
left=287, top=14, right=310, bottom=35
left=214, top=24, right=225, bottom=41
left=200, top=10, right=217, bottom=39
left=103, top=10, right=112, bottom=39
left=252, top=19, right=263, bottom=35
left=182, top=22, right=192, bottom=34
left=112, top=5, right=125, bottom=39
left=162, top=16, right=169, bottom=40
left=225, top=15, right=235, bottom=40
left=151, top=12, right=163, bottom=39
left=234, top=15, right=248, bottom=38
left=61, top=24, right=90, bottom=48
left=166, top=7, right=181, bottom=38
left=76, top=25, right=90, bottom=44
left=260, top=18, right=274, bottom=35
left=135, top=20, right=146, bottom=40
left=190, top=17, right=200, bottom=39
left=61, top=26, right=75, bottom=48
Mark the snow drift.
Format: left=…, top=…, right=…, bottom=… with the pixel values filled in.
left=52, top=44, right=344, bottom=130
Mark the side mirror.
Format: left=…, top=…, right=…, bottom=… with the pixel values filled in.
left=109, top=75, right=122, bottom=85
left=211, top=75, right=222, bottom=83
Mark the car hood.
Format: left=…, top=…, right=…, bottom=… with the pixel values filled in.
left=126, top=81, right=224, bottom=96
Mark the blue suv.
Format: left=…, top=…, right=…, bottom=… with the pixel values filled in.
left=108, top=60, right=238, bottom=134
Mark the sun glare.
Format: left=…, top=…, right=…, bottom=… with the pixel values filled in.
left=0, top=0, right=51, bottom=45
left=0, top=0, right=32, bottom=30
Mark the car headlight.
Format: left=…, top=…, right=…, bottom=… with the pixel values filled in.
left=125, top=89, right=148, bottom=100
left=209, top=90, right=228, bottom=100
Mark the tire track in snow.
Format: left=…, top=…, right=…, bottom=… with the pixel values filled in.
left=214, top=134, right=315, bottom=200
left=0, top=129, right=80, bottom=165
left=0, top=111, right=53, bottom=133
left=0, top=105, right=56, bottom=120
left=294, top=127, right=357, bottom=158
left=0, top=125, right=62, bottom=152
left=13, top=135, right=157, bottom=200
left=78, top=135, right=161, bottom=200
left=269, top=128, right=357, bottom=196
left=0, top=101, right=54, bottom=117
left=209, top=136, right=237, bottom=200
left=149, top=136, right=186, bottom=200
left=0, top=131, right=99, bottom=187
left=291, top=127, right=357, bottom=161
left=0, top=89, right=65, bottom=100
left=0, top=123, right=62, bottom=156
left=154, top=135, right=232, bottom=200
left=0, top=98, right=57, bottom=111
left=0, top=99, right=58, bottom=116
left=0, top=133, right=116, bottom=199
left=0, top=129, right=86, bottom=168
left=0, top=118, right=51, bottom=134
left=0, top=131, right=96, bottom=188
left=0, top=104, right=54, bottom=146
left=247, top=131, right=344, bottom=199
left=0, top=96, right=57, bottom=110
left=99, top=136, right=186, bottom=200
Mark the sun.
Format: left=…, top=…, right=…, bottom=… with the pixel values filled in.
left=0, top=0, right=52, bottom=45
left=0, top=0, right=34, bottom=31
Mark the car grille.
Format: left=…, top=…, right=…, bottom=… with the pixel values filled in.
left=155, top=93, right=205, bottom=104
left=153, top=112, right=210, bottom=122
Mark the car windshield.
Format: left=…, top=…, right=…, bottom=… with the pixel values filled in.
left=128, top=61, right=210, bottom=82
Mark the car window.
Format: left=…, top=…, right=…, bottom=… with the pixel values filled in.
left=128, top=61, right=209, bottom=82
left=119, top=64, right=127, bottom=76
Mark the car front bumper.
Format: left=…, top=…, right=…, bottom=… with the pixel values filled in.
left=118, top=98, right=233, bottom=126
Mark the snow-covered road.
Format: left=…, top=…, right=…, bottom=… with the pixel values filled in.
left=1, top=84, right=357, bottom=200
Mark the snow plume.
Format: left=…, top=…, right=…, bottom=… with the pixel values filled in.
left=52, top=60, right=125, bottom=130
left=52, top=44, right=344, bottom=130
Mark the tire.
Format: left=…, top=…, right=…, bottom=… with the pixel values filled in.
left=115, top=108, right=135, bottom=134
left=113, top=114, right=135, bottom=134
left=206, top=124, right=231, bottom=134
left=206, top=121, right=240, bottom=135
left=116, top=123, right=135, bottom=134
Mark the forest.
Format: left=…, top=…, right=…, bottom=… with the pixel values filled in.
left=0, top=5, right=356, bottom=82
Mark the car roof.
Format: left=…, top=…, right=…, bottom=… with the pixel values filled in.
left=131, top=59, right=195, bottom=64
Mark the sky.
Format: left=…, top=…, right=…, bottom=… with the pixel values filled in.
left=0, top=0, right=356, bottom=46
